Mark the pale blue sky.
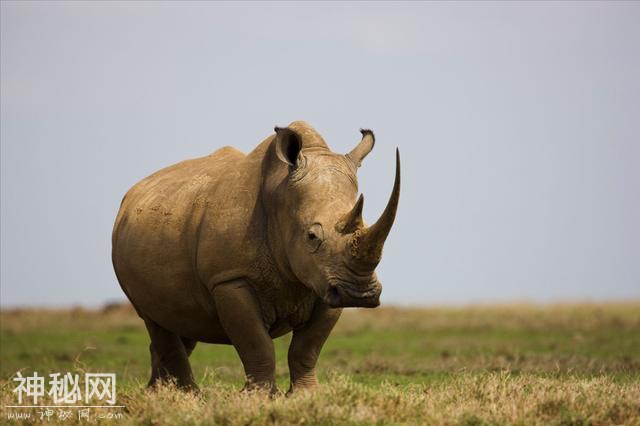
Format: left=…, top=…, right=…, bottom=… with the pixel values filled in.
left=1, top=1, right=639, bottom=307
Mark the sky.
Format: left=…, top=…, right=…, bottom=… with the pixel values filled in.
left=1, top=1, right=639, bottom=307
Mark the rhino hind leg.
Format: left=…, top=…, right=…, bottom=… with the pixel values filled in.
left=144, top=318, right=198, bottom=391
left=181, top=336, right=198, bottom=357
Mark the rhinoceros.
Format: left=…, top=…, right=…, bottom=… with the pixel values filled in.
left=112, top=121, right=400, bottom=393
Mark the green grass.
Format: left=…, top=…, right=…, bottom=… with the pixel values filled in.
left=1, top=303, right=639, bottom=424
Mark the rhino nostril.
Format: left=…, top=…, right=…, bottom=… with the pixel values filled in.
left=329, top=285, right=340, bottom=299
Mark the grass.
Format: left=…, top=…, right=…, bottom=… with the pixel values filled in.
left=1, top=302, right=639, bottom=424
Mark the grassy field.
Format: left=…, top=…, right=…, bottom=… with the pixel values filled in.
left=1, top=302, right=639, bottom=425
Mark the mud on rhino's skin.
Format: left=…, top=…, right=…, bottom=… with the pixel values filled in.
left=111, top=121, right=400, bottom=393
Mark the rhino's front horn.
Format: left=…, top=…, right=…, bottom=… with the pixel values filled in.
left=354, top=149, right=401, bottom=265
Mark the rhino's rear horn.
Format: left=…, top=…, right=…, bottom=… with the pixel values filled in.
left=336, top=194, right=364, bottom=234
left=354, top=149, right=401, bottom=265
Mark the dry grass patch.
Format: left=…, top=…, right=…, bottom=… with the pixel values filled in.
left=2, top=303, right=639, bottom=424
left=3, top=373, right=639, bottom=425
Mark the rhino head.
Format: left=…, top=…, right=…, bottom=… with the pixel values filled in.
left=262, top=122, right=400, bottom=308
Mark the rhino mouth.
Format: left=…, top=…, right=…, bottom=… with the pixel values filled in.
left=325, top=278, right=381, bottom=308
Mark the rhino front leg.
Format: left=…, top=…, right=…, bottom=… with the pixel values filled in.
left=287, top=301, right=342, bottom=394
left=213, top=280, right=277, bottom=394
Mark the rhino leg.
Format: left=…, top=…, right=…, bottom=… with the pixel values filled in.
left=212, top=280, right=277, bottom=395
left=148, top=343, right=163, bottom=386
left=144, top=317, right=198, bottom=391
left=150, top=337, right=196, bottom=383
left=181, top=336, right=198, bottom=357
left=287, top=302, right=342, bottom=394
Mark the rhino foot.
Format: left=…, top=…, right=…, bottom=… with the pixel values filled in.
left=241, top=381, right=279, bottom=398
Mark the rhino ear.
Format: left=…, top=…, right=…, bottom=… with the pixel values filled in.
left=347, top=129, right=375, bottom=168
left=274, top=126, right=303, bottom=167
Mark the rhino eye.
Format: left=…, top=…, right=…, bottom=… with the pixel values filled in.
left=305, top=223, right=324, bottom=252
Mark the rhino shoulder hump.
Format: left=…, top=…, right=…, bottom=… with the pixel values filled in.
left=209, top=146, right=245, bottom=159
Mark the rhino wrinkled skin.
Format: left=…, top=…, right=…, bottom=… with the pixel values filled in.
left=112, top=121, right=400, bottom=393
